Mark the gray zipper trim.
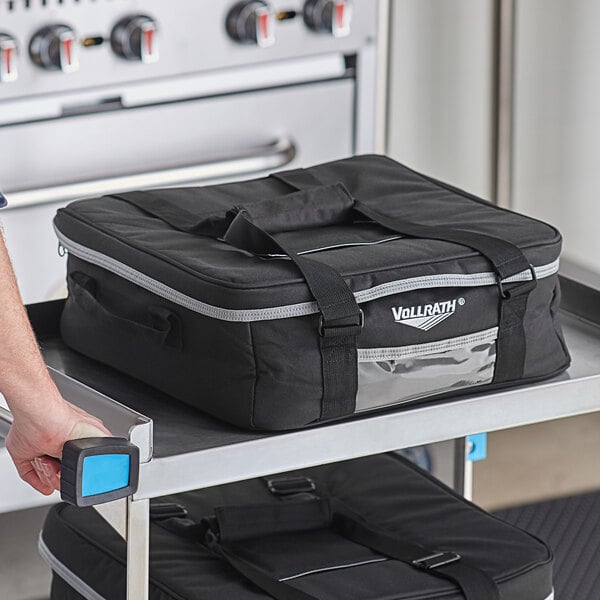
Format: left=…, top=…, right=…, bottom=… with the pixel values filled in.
left=56, top=226, right=559, bottom=323
left=358, top=327, right=498, bottom=362
left=38, top=534, right=106, bottom=600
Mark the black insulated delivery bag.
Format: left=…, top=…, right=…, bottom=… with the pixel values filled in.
left=40, top=454, right=554, bottom=600
left=39, top=453, right=553, bottom=600
left=53, top=155, right=570, bottom=430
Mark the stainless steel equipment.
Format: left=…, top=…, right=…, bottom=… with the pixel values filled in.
left=0, top=0, right=386, bottom=304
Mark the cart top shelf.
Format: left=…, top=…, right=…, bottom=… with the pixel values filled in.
left=32, top=272, right=600, bottom=500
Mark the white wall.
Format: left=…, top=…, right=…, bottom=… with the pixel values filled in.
left=512, top=1, right=600, bottom=275
left=387, top=0, right=495, bottom=200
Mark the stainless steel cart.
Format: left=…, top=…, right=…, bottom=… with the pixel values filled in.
left=2, top=266, right=600, bottom=600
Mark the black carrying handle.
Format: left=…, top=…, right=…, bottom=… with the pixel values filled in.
left=202, top=498, right=499, bottom=600
left=113, top=174, right=532, bottom=280
left=68, top=272, right=183, bottom=349
left=213, top=498, right=332, bottom=543
left=110, top=183, right=354, bottom=237
left=228, top=183, right=355, bottom=235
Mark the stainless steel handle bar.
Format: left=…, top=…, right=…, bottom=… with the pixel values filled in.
left=0, top=405, right=13, bottom=439
left=4, top=137, right=296, bottom=210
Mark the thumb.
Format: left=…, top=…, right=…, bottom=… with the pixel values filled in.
left=68, top=421, right=111, bottom=440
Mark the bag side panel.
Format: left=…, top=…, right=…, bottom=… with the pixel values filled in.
left=521, top=275, right=571, bottom=379
left=60, top=256, right=257, bottom=429
left=250, top=316, right=323, bottom=429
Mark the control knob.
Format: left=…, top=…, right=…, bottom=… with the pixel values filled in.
left=226, top=1, right=275, bottom=48
left=29, top=24, right=79, bottom=72
left=304, top=0, right=352, bottom=37
left=0, top=33, right=18, bottom=82
left=111, top=15, right=159, bottom=63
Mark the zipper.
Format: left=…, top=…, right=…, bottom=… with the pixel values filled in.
left=55, top=226, right=560, bottom=324
left=264, top=235, right=403, bottom=258
left=279, top=557, right=389, bottom=581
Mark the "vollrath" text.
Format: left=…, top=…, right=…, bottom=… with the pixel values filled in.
left=391, top=298, right=465, bottom=331
left=392, top=299, right=457, bottom=321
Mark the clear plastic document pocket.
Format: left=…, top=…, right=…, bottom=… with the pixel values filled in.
left=356, top=328, right=498, bottom=412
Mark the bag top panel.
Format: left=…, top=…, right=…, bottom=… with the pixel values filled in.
left=54, top=155, right=562, bottom=309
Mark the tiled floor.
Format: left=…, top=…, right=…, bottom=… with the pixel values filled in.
left=2, top=412, right=600, bottom=599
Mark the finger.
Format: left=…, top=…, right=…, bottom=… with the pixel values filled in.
left=32, top=457, right=60, bottom=492
left=16, top=460, right=55, bottom=495
left=36, top=456, right=62, bottom=491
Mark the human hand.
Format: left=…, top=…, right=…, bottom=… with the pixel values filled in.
left=6, top=396, right=111, bottom=495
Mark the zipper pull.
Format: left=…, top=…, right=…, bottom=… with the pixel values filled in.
left=58, top=242, right=67, bottom=257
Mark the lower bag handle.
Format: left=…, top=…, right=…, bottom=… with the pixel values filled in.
left=68, top=272, right=182, bottom=349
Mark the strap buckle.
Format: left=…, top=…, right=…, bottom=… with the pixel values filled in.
left=412, top=551, right=461, bottom=570
left=319, top=308, right=364, bottom=337
left=267, top=476, right=316, bottom=496
left=496, top=264, right=537, bottom=300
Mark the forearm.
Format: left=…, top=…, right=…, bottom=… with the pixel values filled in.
left=1, top=232, right=110, bottom=493
left=0, top=232, right=62, bottom=417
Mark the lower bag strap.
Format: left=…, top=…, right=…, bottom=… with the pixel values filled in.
left=333, top=512, right=500, bottom=600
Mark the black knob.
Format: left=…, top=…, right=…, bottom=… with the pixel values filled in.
left=29, top=24, right=79, bottom=72
left=304, top=0, right=351, bottom=37
left=226, top=1, right=275, bottom=47
left=111, top=15, right=159, bottom=63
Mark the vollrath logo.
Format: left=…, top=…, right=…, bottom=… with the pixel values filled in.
left=392, top=297, right=466, bottom=331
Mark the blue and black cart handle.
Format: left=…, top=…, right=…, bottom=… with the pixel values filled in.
left=0, top=405, right=140, bottom=507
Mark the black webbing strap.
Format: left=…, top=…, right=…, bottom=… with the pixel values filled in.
left=333, top=512, right=500, bottom=600
left=353, top=200, right=537, bottom=383
left=271, top=168, right=537, bottom=382
left=224, top=211, right=361, bottom=420
left=194, top=500, right=500, bottom=600
left=112, top=190, right=215, bottom=234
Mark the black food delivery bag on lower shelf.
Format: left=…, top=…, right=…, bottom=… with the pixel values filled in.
left=41, top=453, right=554, bottom=600
left=53, top=154, right=570, bottom=430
